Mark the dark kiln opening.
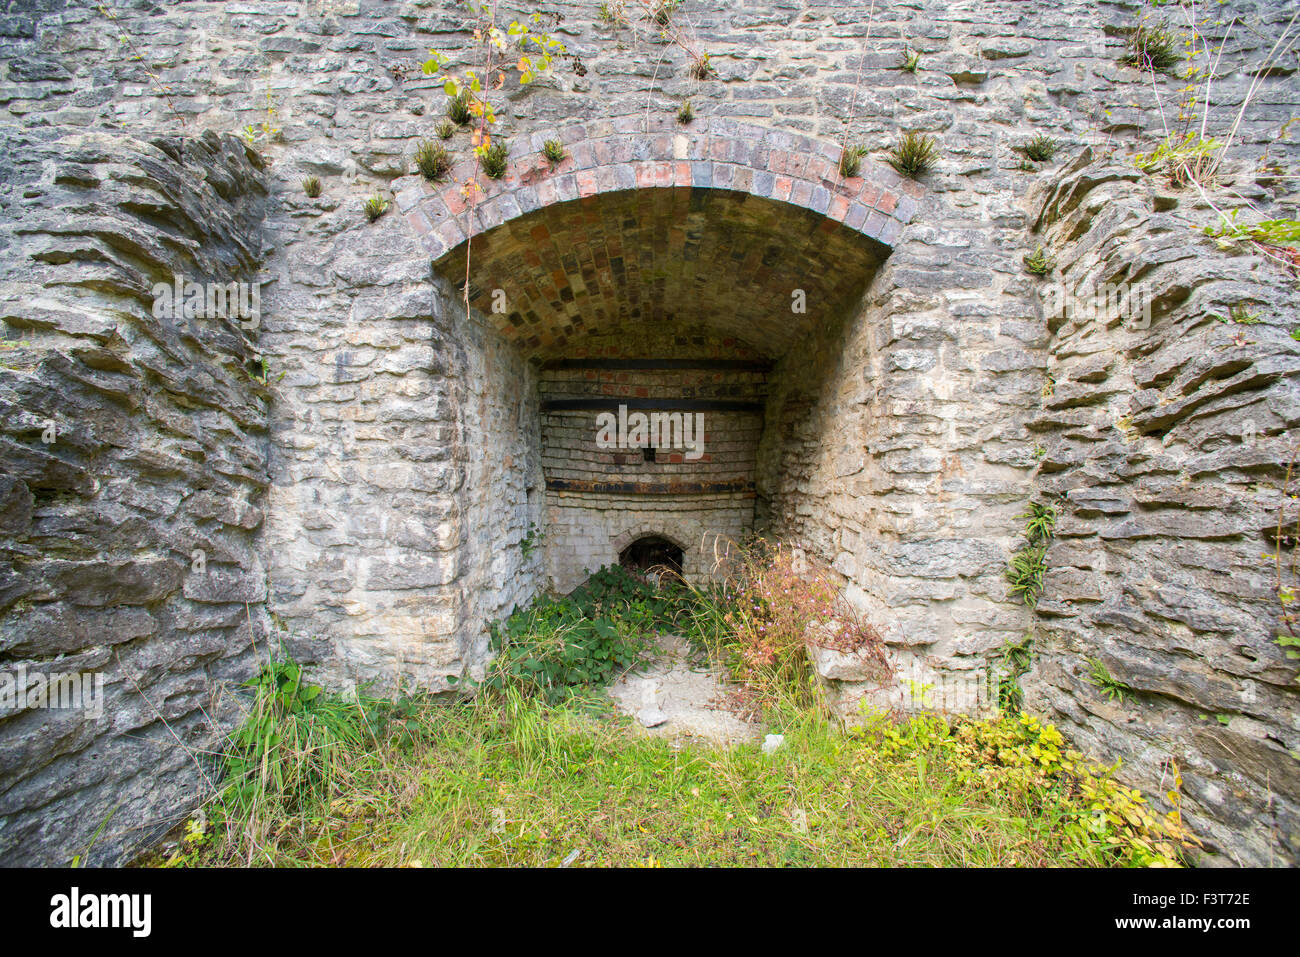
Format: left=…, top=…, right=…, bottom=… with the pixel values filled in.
left=619, top=536, right=684, bottom=579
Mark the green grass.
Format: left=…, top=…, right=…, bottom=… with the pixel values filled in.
left=148, top=554, right=1198, bottom=868
left=377, top=705, right=1070, bottom=867
left=156, top=690, right=1195, bottom=868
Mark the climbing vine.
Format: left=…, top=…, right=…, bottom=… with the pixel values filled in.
left=421, top=2, right=567, bottom=317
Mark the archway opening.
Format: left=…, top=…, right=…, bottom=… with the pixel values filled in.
left=619, top=536, right=684, bottom=581
left=424, top=134, right=904, bottom=594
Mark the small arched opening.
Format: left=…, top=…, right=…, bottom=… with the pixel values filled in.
left=619, top=535, right=684, bottom=581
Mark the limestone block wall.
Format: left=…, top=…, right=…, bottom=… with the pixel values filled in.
left=756, top=175, right=1046, bottom=709
left=260, top=238, right=544, bottom=690
left=453, top=292, right=546, bottom=675
left=0, top=127, right=268, bottom=866
left=1022, top=151, right=1300, bottom=866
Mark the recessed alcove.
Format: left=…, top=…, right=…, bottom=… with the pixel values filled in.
left=431, top=184, right=890, bottom=592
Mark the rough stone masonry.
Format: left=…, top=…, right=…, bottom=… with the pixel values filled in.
left=0, top=0, right=1297, bottom=866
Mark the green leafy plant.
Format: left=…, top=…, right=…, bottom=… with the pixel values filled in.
left=1023, top=246, right=1055, bottom=276
left=1134, top=132, right=1221, bottom=188
left=839, top=144, right=867, bottom=178
left=541, top=138, right=567, bottom=166
left=239, top=86, right=282, bottom=147
left=301, top=175, right=321, bottom=198
left=363, top=193, right=389, bottom=222
left=479, top=140, right=509, bottom=179
left=598, top=1, right=627, bottom=25
left=1205, top=211, right=1300, bottom=247
left=1022, top=134, right=1059, bottom=162
left=676, top=99, right=694, bottom=124
left=248, top=354, right=284, bottom=385
left=1210, top=303, right=1260, bottom=325
left=900, top=47, right=921, bottom=73
left=1087, top=658, right=1135, bottom=703
left=1019, top=502, right=1057, bottom=544
left=1007, top=546, right=1048, bottom=607
left=1203, top=211, right=1300, bottom=275
left=886, top=131, right=936, bottom=178
left=1122, top=19, right=1180, bottom=74
left=486, top=566, right=672, bottom=703
left=414, top=140, right=453, bottom=181
left=689, top=53, right=714, bottom=80
left=519, top=522, right=545, bottom=559
left=216, top=656, right=385, bottom=859
left=1007, top=502, right=1056, bottom=608
left=940, top=711, right=1199, bottom=866
left=997, top=633, right=1035, bottom=712
left=436, top=118, right=455, bottom=140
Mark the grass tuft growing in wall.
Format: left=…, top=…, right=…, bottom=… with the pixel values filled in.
left=414, top=140, right=453, bottom=182
left=839, top=144, right=867, bottom=178
left=1122, top=20, right=1180, bottom=74
left=1021, top=134, right=1059, bottom=163
left=479, top=141, right=509, bottom=179
left=363, top=193, right=389, bottom=222
left=887, top=131, right=936, bottom=178
left=542, top=138, right=567, bottom=166
left=447, top=89, right=473, bottom=126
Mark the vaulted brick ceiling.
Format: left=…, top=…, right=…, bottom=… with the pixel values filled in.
left=433, top=186, right=888, bottom=359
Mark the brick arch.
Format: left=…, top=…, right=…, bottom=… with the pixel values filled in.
left=398, top=113, right=921, bottom=270
left=611, top=523, right=692, bottom=556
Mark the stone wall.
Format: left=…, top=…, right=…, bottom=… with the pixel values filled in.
left=1021, top=150, right=1300, bottom=866
left=452, top=287, right=547, bottom=677
left=0, top=126, right=268, bottom=866
left=261, top=246, right=544, bottom=690
left=1, top=0, right=1298, bottom=865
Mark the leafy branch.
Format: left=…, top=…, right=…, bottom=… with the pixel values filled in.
left=421, top=2, right=566, bottom=320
